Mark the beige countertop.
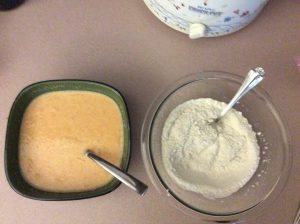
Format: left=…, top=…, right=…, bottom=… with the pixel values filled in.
left=1, top=0, right=300, bottom=223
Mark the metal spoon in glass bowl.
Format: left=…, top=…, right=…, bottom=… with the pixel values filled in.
left=211, top=67, right=265, bottom=124
left=85, top=150, right=148, bottom=196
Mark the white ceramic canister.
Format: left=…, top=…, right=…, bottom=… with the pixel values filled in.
left=144, top=0, right=269, bottom=38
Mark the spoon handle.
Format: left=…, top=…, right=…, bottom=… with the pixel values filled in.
left=85, top=150, right=148, bottom=196
left=219, top=67, right=265, bottom=118
left=293, top=202, right=300, bottom=224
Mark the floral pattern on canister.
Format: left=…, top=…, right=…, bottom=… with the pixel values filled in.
left=144, top=0, right=269, bottom=37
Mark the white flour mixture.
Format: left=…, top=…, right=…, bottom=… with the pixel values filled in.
left=162, top=98, right=260, bottom=199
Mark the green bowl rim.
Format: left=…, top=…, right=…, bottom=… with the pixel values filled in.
left=4, top=79, right=131, bottom=201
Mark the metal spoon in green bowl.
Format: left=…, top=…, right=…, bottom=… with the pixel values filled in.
left=85, top=150, right=148, bottom=196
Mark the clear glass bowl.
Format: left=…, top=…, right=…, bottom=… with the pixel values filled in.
left=141, top=72, right=292, bottom=223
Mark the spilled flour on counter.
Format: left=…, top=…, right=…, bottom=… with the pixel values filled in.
left=162, top=98, right=260, bottom=199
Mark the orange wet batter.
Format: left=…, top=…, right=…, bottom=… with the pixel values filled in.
left=19, top=91, right=124, bottom=192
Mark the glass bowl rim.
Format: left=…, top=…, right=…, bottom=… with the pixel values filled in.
left=141, top=71, right=292, bottom=222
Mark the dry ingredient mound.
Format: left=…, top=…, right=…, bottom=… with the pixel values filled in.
left=162, top=98, right=260, bottom=199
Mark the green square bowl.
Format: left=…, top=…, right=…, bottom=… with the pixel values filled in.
left=5, top=80, right=130, bottom=200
